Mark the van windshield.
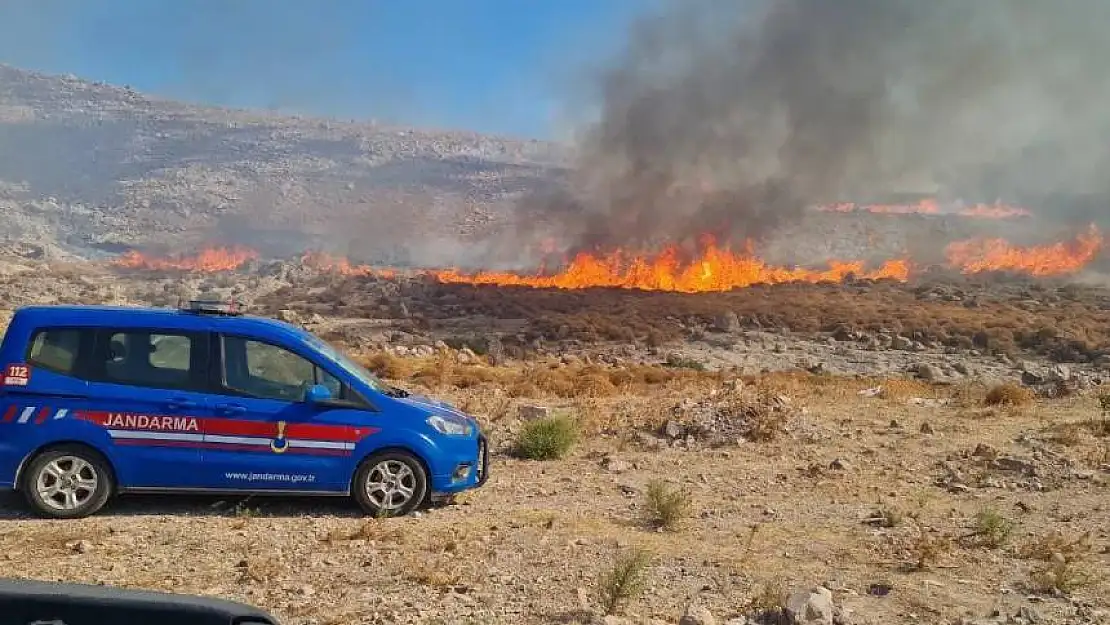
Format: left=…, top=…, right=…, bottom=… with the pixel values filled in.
left=300, top=333, right=391, bottom=395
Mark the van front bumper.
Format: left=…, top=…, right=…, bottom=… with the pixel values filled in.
left=429, top=433, right=488, bottom=496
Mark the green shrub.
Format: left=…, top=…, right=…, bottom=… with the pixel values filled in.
left=515, top=415, right=579, bottom=460
left=971, top=507, right=1015, bottom=549
left=643, top=479, right=692, bottom=531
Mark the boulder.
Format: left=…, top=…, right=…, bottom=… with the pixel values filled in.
left=785, top=586, right=834, bottom=625
left=518, top=404, right=551, bottom=421
left=713, top=310, right=740, bottom=333
left=679, top=605, right=717, bottom=625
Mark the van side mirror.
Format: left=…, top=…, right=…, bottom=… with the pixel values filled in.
left=304, top=384, right=333, bottom=404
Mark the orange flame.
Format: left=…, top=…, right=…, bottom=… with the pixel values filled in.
left=300, top=252, right=397, bottom=278
left=944, top=223, right=1103, bottom=276
left=112, top=246, right=258, bottom=272
left=110, top=225, right=1102, bottom=291
left=434, top=236, right=910, bottom=293
left=818, top=199, right=1031, bottom=218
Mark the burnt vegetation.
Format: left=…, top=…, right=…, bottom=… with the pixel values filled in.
left=261, top=273, right=1110, bottom=365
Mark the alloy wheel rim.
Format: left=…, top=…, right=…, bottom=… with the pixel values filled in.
left=365, top=460, right=417, bottom=510
left=36, top=456, right=98, bottom=511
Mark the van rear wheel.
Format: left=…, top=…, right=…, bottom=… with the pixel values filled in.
left=21, top=445, right=113, bottom=519
left=353, top=451, right=428, bottom=517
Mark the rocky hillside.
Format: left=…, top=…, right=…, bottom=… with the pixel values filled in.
left=0, top=64, right=570, bottom=265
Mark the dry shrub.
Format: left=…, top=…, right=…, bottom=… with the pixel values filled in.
left=361, top=352, right=414, bottom=380
left=1030, top=556, right=1093, bottom=595
left=404, top=558, right=461, bottom=589
left=572, top=396, right=610, bottom=433
left=1086, top=443, right=1109, bottom=467
left=1019, top=533, right=1096, bottom=594
left=877, top=378, right=933, bottom=403
left=507, top=379, right=542, bottom=398
left=574, top=371, right=619, bottom=397
left=724, top=390, right=790, bottom=442
left=322, top=519, right=406, bottom=544
left=452, top=365, right=502, bottom=388
left=411, top=352, right=456, bottom=387
left=458, top=391, right=513, bottom=422
left=522, top=364, right=576, bottom=397
left=1018, top=531, right=1092, bottom=562
left=984, top=383, right=1034, bottom=407
left=1045, top=423, right=1084, bottom=446
left=908, top=527, right=951, bottom=571
left=643, top=480, right=692, bottom=531
left=745, top=579, right=788, bottom=618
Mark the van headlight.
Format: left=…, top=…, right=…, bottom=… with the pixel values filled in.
left=427, top=414, right=473, bottom=436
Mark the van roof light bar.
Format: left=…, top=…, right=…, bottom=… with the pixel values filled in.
left=181, top=299, right=245, bottom=316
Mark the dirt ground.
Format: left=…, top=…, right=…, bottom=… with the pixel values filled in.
left=1, top=364, right=1107, bottom=625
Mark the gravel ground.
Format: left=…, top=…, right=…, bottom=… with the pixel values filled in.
left=2, top=374, right=1108, bottom=625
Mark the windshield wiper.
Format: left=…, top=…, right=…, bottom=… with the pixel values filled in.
left=384, top=386, right=410, bottom=398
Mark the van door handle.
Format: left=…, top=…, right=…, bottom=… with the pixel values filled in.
left=166, top=398, right=198, bottom=411
left=215, top=403, right=246, bottom=416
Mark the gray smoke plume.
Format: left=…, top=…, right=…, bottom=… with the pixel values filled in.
left=523, top=0, right=1110, bottom=255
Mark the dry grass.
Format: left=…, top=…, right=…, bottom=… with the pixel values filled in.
left=360, top=352, right=719, bottom=400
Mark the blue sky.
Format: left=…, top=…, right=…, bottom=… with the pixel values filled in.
left=0, top=0, right=661, bottom=138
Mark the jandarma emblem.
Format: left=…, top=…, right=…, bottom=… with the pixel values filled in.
left=270, top=420, right=289, bottom=453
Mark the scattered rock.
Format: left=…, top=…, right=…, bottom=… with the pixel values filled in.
left=992, top=456, right=1037, bottom=476
left=908, top=397, right=950, bottom=408
left=601, top=456, right=632, bottom=473
left=67, top=540, right=93, bottom=554
left=518, top=405, right=551, bottom=421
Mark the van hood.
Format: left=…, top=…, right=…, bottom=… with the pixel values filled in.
left=395, top=394, right=474, bottom=422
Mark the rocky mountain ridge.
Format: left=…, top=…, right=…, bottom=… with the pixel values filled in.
left=0, top=63, right=571, bottom=265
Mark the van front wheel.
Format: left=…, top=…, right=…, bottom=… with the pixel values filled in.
left=352, top=451, right=428, bottom=517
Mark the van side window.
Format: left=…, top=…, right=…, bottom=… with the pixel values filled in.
left=95, top=330, right=207, bottom=391
left=220, top=335, right=344, bottom=402
left=27, top=329, right=84, bottom=375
